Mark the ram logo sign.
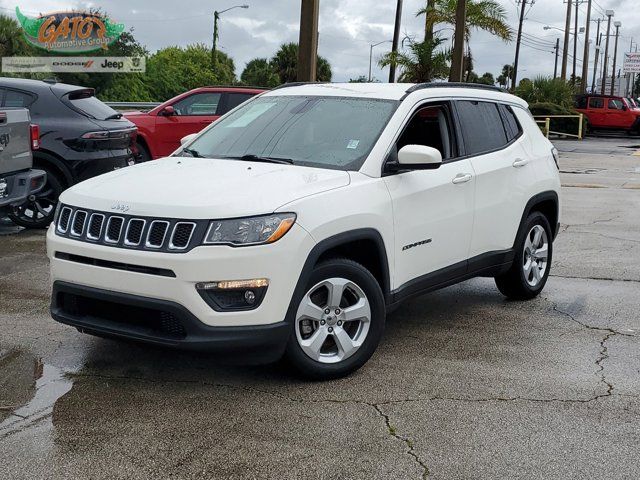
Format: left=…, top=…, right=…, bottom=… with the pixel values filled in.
left=15, top=7, right=125, bottom=53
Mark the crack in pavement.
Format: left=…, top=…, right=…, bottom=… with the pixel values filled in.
left=550, top=274, right=640, bottom=283
left=372, top=404, right=430, bottom=480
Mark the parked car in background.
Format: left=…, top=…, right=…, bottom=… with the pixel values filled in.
left=0, top=77, right=137, bottom=228
left=0, top=107, right=46, bottom=216
left=575, top=94, right=640, bottom=134
left=124, top=86, right=266, bottom=161
left=48, top=83, right=560, bottom=379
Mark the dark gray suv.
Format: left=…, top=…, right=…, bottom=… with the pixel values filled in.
left=0, top=77, right=137, bottom=228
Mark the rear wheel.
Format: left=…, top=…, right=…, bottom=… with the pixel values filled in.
left=495, top=212, right=553, bottom=300
left=285, top=258, right=385, bottom=380
left=136, top=142, right=152, bottom=162
left=8, top=166, right=64, bottom=229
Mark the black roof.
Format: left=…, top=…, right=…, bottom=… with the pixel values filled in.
left=0, top=76, right=86, bottom=95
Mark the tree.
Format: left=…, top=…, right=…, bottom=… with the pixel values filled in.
left=0, top=14, right=30, bottom=57
left=419, top=0, right=512, bottom=43
left=270, top=43, right=332, bottom=83
left=349, top=75, right=368, bottom=83
left=240, top=58, right=280, bottom=87
left=378, top=36, right=450, bottom=83
left=477, top=72, right=495, bottom=85
left=144, top=44, right=235, bottom=101
left=497, top=64, right=514, bottom=89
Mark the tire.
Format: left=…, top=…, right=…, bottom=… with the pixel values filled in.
left=8, top=166, right=64, bottom=229
left=285, top=258, right=385, bottom=380
left=136, top=142, right=152, bottom=163
left=495, top=212, right=553, bottom=300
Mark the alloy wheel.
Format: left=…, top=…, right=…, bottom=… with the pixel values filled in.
left=295, top=277, right=371, bottom=364
left=522, top=224, right=549, bottom=287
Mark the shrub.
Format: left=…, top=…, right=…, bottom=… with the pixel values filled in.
left=516, top=76, right=576, bottom=108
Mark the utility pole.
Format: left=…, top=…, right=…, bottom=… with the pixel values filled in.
left=449, top=0, right=467, bottom=82
left=212, top=11, right=220, bottom=68
left=591, top=31, right=602, bottom=93
left=554, top=38, right=560, bottom=78
left=580, top=0, right=592, bottom=92
left=297, top=0, right=320, bottom=82
left=511, top=0, right=528, bottom=90
left=572, top=0, right=579, bottom=82
left=610, top=21, right=621, bottom=96
left=389, top=0, right=403, bottom=82
left=601, top=10, right=614, bottom=94
left=561, top=0, right=572, bottom=80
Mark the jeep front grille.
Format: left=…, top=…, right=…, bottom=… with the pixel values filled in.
left=54, top=204, right=205, bottom=253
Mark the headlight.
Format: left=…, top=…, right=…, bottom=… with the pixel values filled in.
left=203, top=213, right=296, bottom=246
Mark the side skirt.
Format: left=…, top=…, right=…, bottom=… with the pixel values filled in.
left=387, top=249, right=514, bottom=311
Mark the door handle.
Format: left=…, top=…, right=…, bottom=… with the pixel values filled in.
left=452, top=173, right=472, bottom=184
left=512, top=158, right=529, bottom=168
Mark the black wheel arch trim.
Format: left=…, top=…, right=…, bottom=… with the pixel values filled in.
left=515, top=190, right=560, bottom=243
left=285, top=228, right=392, bottom=324
left=33, top=149, right=74, bottom=186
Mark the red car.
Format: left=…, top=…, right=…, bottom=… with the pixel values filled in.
left=125, top=86, right=266, bottom=160
left=575, top=94, right=640, bottom=134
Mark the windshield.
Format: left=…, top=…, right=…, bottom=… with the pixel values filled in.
left=182, top=95, right=398, bottom=171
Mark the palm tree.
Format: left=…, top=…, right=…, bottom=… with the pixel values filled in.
left=270, top=43, right=332, bottom=84
left=0, top=14, right=30, bottom=58
left=378, top=36, right=450, bottom=83
left=241, top=58, right=280, bottom=87
left=418, top=0, right=512, bottom=44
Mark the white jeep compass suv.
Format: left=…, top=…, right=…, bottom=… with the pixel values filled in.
left=47, top=83, right=561, bottom=379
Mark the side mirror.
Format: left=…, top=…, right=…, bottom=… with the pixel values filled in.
left=160, top=105, right=175, bottom=116
left=180, top=133, right=197, bottom=146
left=397, top=145, right=442, bottom=170
left=622, top=105, right=628, bottom=111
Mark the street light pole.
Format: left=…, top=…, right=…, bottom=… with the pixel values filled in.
left=561, top=0, right=572, bottom=80
left=369, top=40, right=391, bottom=82
left=572, top=0, right=579, bottom=82
left=610, top=21, right=621, bottom=96
left=580, top=0, right=592, bottom=92
left=212, top=5, right=249, bottom=70
left=590, top=19, right=602, bottom=92
left=601, top=10, right=614, bottom=94
left=554, top=38, right=560, bottom=78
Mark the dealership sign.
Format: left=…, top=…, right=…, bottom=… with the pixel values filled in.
left=15, top=7, right=125, bottom=53
left=622, top=52, right=640, bottom=74
left=2, top=56, right=146, bottom=73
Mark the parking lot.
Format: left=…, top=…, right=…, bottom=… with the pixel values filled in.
left=1, top=136, right=639, bottom=479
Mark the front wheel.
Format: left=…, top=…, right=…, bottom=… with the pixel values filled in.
left=495, top=212, right=553, bottom=300
left=285, top=258, right=385, bottom=380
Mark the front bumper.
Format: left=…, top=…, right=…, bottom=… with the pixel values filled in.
left=0, top=169, right=46, bottom=208
left=51, top=281, right=291, bottom=362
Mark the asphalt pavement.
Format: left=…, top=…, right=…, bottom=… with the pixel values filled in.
left=1, top=136, right=639, bottom=479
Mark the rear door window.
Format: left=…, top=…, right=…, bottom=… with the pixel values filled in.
left=222, top=92, right=256, bottom=113
left=588, top=97, right=604, bottom=108
left=456, top=100, right=508, bottom=156
left=2, top=89, right=35, bottom=108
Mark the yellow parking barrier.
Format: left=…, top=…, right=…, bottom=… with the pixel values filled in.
left=533, top=114, right=584, bottom=140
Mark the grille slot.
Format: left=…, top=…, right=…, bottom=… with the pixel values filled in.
left=57, top=206, right=72, bottom=233
left=86, top=214, right=105, bottom=240
left=169, top=222, right=196, bottom=250
left=105, top=216, right=124, bottom=243
left=146, top=220, right=169, bottom=249
left=70, top=210, right=87, bottom=236
left=124, top=219, right=146, bottom=246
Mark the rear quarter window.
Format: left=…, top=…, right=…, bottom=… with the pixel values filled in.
left=2, top=89, right=36, bottom=108
left=456, top=100, right=508, bottom=156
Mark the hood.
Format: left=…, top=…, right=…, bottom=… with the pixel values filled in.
left=60, top=157, right=350, bottom=219
left=123, top=111, right=147, bottom=117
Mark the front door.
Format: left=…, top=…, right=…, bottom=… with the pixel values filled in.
left=154, top=92, right=222, bottom=156
left=383, top=103, right=475, bottom=290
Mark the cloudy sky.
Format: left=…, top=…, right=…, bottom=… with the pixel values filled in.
left=1, top=0, right=639, bottom=86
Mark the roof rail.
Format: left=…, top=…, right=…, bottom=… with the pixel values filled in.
left=405, top=82, right=505, bottom=94
left=204, top=84, right=270, bottom=90
left=271, top=81, right=328, bottom=90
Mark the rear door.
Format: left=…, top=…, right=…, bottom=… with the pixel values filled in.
left=457, top=100, right=533, bottom=259
left=154, top=91, right=222, bottom=156
left=220, top=92, right=257, bottom=115
left=587, top=97, right=605, bottom=127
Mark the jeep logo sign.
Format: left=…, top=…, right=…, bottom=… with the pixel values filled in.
left=15, top=7, right=125, bottom=53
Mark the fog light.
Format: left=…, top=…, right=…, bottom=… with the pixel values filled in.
left=195, top=279, right=268, bottom=312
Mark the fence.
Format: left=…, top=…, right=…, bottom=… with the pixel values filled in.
left=105, top=102, right=161, bottom=111
left=533, top=114, right=584, bottom=140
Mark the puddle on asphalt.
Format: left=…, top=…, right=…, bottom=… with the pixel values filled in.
left=0, top=349, right=74, bottom=439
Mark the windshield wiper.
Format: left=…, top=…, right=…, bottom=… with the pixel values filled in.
left=229, top=154, right=294, bottom=165
left=105, top=113, right=123, bottom=120
left=182, top=147, right=203, bottom=158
